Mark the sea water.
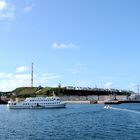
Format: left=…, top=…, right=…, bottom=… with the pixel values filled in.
left=0, top=103, right=140, bottom=140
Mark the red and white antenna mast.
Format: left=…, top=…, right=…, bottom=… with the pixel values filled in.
left=31, top=62, right=34, bottom=87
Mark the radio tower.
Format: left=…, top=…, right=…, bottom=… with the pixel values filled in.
left=31, top=62, right=34, bottom=87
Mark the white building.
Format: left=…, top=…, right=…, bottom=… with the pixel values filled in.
left=129, top=94, right=140, bottom=101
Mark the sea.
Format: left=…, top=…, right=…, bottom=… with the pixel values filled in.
left=0, top=103, right=140, bottom=140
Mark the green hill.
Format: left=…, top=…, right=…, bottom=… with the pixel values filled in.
left=7, top=86, right=133, bottom=99
left=11, top=86, right=63, bottom=98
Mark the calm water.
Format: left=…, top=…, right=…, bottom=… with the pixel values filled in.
left=0, top=103, right=140, bottom=140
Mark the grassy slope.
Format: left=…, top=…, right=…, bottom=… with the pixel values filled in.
left=10, top=87, right=132, bottom=98
left=12, top=87, right=58, bottom=98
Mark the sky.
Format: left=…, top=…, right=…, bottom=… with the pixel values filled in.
left=0, top=0, right=140, bottom=92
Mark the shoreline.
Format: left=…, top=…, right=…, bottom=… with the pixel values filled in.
left=1, top=100, right=140, bottom=105
left=65, top=101, right=91, bottom=104
left=65, top=100, right=140, bottom=104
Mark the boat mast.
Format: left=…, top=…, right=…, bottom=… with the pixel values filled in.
left=31, top=62, right=33, bottom=87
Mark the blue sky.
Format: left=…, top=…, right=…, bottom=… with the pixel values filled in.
left=0, top=0, right=140, bottom=92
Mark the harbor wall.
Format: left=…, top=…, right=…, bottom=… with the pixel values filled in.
left=60, top=95, right=128, bottom=102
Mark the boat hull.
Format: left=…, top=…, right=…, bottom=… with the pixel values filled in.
left=104, top=100, right=120, bottom=104
left=7, top=103, right=66, bottom=109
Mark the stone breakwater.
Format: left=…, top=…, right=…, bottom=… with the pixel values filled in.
left=65, top=101, right=90, bottom=104
left=60, top=95, right=128, bottom=103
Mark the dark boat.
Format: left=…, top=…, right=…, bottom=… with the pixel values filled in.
left=104, top=100, right=121, bottom=104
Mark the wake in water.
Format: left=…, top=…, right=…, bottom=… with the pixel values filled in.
left=104, top=106, right=140, bottom=114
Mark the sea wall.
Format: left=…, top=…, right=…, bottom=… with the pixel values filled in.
left=60, top=95, right=128, bottom=102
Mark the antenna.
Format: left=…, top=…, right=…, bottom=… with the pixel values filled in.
left=31, top=62, right=33, bottom=87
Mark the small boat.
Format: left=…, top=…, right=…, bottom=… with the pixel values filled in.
left=7, top=96, right=66, bottom=109
left=104, top=100, right=120, bottom=104
left=104, top=105, right=112, bottom=109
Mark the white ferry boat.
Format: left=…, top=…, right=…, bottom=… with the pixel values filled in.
left=7, top=96, right=66, bottom=109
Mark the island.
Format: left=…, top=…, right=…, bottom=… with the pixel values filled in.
left=0, top=86, right=136, bottom=104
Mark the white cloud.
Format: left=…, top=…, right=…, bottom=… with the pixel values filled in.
left=0, top=72, right=13, bottom=79
left=40, top=73, right=61, bottom=81
left=0, top=0, right=15, bottom=20
left=0, top=0, right=7, bottom=11
left=15, top=74, right=30, bottom=80
left=16, top=66, right=28, bottom=73
left=35, top=73, right=61, bottom=86
left=0, top=78, right=29, bottom=92
left=0, top=12, right=15, bottom=20
left=0, top=0, right=35, bottom=30
left=0, top=71, right=62, bottom=91
left=104, top=82, right=113, bottom=88
left=52, top=42, right=77, bottom=49
left=0, top=72, right=31, bottom=91
left=130, top=83, right=136, bottom=87
left=23, top=5, right=32, bottom=13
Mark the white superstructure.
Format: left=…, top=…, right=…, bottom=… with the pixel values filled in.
left=7, top=96, right=66, bottom=109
